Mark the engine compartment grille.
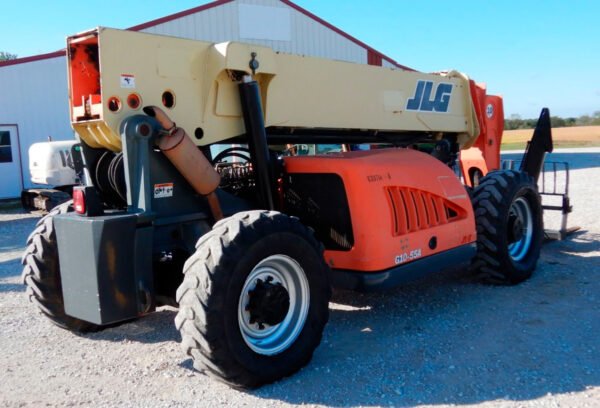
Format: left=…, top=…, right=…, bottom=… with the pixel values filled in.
left=385, top=187, right=466, bottom=236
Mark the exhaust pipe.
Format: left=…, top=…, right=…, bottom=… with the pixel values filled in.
left=143, top=106, right=223, bottom=220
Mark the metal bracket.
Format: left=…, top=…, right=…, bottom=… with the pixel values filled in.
left=503, top=159, right=580, bottom=241
left=249, top=52, right=259, bottom=76
left=120, top=115, right=161, bottom=218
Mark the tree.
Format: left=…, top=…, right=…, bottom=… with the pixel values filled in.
left=577, top=115, right=592, bottom=126
left=506, top=112, right=600, bottom=129
left=0, top=51, right=17, bottom=61
left=551, top=116, right=566, bottom=128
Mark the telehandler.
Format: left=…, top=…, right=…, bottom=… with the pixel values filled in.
left=22, top=27, right=552, bottom=388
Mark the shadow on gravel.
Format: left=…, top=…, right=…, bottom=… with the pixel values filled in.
left=0, top=215, right=39, bottom=227
left=0, top=258, right=22, bottom=279
left=0, top=217, right=39, bottom=252
left=78, top=309, right=180, bottom=344
left=551, top=230, right=600, bottom=252
left=0, top=282, right=24, bottom=292
left=251, top=242, right=599, bottom=406
left=502, top=151, right=600, bottom=170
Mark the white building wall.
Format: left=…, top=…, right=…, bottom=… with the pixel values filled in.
left=0, top=0, right=393, bottom=196
left=382, top=59, right=399, bottom=69
left=140, top=0, right=368, bottom=64
left=0, top=56, right=72, bottom=189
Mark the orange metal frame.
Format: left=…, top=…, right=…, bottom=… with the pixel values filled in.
left=460, top=82, right=504, bottom=186
left=284, top=148, right=476, bottom=273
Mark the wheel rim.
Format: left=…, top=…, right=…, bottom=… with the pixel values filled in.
left=238, top=255, right=310, bottom=356
left=507, top=196, right=533, bottom=262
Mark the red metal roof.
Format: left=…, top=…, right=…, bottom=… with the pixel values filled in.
left=0, top=0, right=412, bottom=70
left=278, top=0, right=413, bottom=71
left=127, top=0, right=236, bottom=31
left=0, top=50, right=64, bottom=67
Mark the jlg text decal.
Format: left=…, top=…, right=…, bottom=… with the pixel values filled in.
left=406, top=81, right=452, bottom=113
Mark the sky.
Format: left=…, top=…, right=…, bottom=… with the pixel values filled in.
left=1, top=0, right=598, bottom=118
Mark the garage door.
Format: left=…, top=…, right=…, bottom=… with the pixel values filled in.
left=0, top=125, right=23, bottom=199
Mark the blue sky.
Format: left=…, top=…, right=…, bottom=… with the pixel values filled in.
left=2, top=0, right=598, bottom=118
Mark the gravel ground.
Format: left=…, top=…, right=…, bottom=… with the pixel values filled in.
left=1, top=148, right=598, bottom=407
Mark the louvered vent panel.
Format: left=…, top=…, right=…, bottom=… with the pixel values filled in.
left=385, top=187, right=465, bottom=237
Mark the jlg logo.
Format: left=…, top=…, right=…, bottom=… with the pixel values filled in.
left=406, top=80, right=453, bottom=113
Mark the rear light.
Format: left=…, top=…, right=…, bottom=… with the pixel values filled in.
left=73, top=186, right=104, bottom=216
left=73, top=188, right=86, bottom=214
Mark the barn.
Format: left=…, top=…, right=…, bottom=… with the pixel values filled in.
left=0, top=0, right=408, bottom=199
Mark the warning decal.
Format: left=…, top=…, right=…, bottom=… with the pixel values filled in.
left=154, top=183, right=173, bottom=199
left=120, top=74, right=136, bottom=89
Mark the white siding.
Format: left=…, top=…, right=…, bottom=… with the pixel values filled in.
left=0, top=0, right=397, bottom=196
left=0, top=56, right=73, bottom=190
left=141, top=0, right=368, bottom=64
left=382, top=59, right=399, bottom=69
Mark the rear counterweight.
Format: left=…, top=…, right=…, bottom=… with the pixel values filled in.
left=54, top=213, right=154, bottom=325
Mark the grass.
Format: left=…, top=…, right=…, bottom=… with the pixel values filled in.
left=501, top=125, right=600, bottom=150
left=501, top=140, right=600, bottom=150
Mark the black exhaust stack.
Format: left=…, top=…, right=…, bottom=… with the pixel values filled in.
left=520, top=108, right=553, bottom=182
left=238, top=76, right=275, bottom=210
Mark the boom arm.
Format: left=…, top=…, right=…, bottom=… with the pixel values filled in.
left=68, top=27, right=484, bottom=151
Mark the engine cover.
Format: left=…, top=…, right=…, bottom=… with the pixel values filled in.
left=283, top=148, right=476, bottom=273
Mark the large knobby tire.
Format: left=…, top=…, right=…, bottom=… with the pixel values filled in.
left=470, top=170, right=543, bottom=284
left=175, top=210, right=331, bottom=389
left=21, top=201, right=101, bottom=332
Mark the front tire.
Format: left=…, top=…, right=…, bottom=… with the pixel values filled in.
left=470, top=170, right=543, bottom=284
left=175, top=211, right=331, bottom=389
left=21, top=201, right=101, bottom=332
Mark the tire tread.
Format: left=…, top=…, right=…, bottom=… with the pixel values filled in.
left=175, top=210, right=331, bottom=389
left=470, top=170, right=543, bottom=285
left=21, top=200, right=100, bottom=332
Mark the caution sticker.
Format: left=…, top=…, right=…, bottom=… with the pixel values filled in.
left=120, top=74, right=136, bottom=89
left=154, top=183, right=173, bottom=198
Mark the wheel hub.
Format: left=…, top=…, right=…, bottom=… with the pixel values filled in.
left=507, top=196, right=534, bottom=262
left=508, top=213, right=524, bottom=243
left=246, top=278, right=290, bottom=328
left=237, top=255, right=310, bottom=356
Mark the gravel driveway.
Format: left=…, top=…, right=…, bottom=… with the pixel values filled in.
left=1, top=148, right=598, bottom=407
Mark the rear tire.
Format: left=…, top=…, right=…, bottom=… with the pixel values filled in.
left=470, top=170, right=543, bottom=284
left=21, top=201, right=101, bottom=332
left=175, top=210, right=331, bottom=389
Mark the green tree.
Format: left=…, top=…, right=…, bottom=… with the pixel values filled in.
left=506, top=112, right=599, bottom=129
left=551, top=116, right=566, bottom=128
left=577, top=115, right=592, bottom=126
left=0, top=51, right=17, bottom=61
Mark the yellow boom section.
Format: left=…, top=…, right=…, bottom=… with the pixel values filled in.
left=67, top=27, right=480, bottom=152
